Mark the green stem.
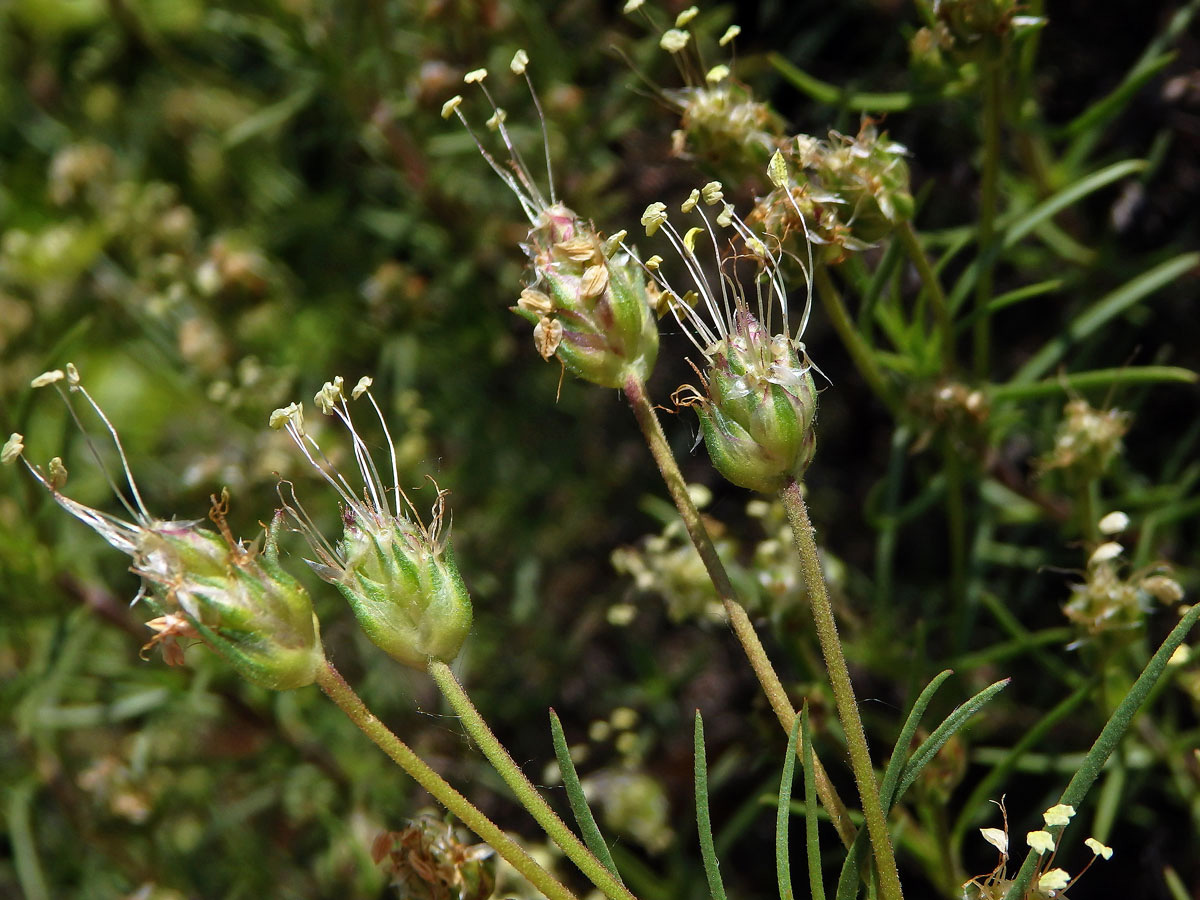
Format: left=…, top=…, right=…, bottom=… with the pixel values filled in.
left=622, top=372, right=855, bottom=848
left=814, top=266, right=898, bottom=416
left=313, top=660, right=577, bottom=900
left=780, top=479, right=904, bottom=900
left=428, top=660, right=637, bottom=900
left=944, top=443, right=967, bottom=614
left=895, top=221, right=954, bottom=372
left=975, top=62, right=1003, bottom=379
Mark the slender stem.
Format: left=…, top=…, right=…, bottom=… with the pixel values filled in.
left=814, top=266, right=898, bottom=416
left=314, top=660, right=577, bottom=900
left=975, top=62, right=1003, bottom=379
left=780, top=479, right=904, bottom=900
left=895, top=221, right=954, bottom=373
left=622, top=372, right=855, bottom=847
left=428, top=661, right=637, bottom=900
left=944, top=442, right=967, bottom=613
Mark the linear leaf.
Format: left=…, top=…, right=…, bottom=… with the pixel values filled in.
left=801, top=705, right=826, bottom=900
left=1002, top=159, right=1146, bottom=250
left=777, top=712, right=801, bottom=900
left=991, top=365, right=1197, bottom=401
left=834, top=670, right=954, bottom=900
left=549, top=709, right=622, bottom=880
left=1011, top=252, right=1200, bottom=385
left=694, top=713, right=729, bottom=900
left=1002, top=601, right=1200, bottom=900
left=895, top=678, right=1011, bottom=800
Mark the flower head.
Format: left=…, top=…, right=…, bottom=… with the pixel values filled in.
left=751, top=123, right=913, bottom=260
left=12, top=365, right=322, bottom=689
left=445, top=54, right=658, bottom=387
left=637, top=185, right=819, bottom=494
left=272, top=376, right=472, bottom=670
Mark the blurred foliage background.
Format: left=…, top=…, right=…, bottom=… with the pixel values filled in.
left=2, top=0, right=1199, bottom=898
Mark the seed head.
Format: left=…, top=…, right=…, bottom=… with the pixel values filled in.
left=272, top=377, right=472, bottom=670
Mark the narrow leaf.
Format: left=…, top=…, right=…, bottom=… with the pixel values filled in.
left=801, top=705, right=827, bottom=900
left=991, top=366, right=1197, bottom=401
left=768, top=53, right=924, bottom=111
left=1002, top=601, right=1200, bottom=900
left=777, top=712, right=802, bottom=900
left=694, top=712, right=729, bottom=900
left=834, top=669, right=954, bottom=900
left=549, top=709, right=622, bottom=880
left=896, top=678, right=1010, bottom=800
left=1011, top=252, right=1200, bottom=385
left=1002, top=159, right=1146, bottom=250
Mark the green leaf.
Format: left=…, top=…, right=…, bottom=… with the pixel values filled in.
left=1011, top=252, right=1200, bottom=385
left=801, top=705, right=826, bottom=900
left=834, top=670, right=954, bottom=900
left=1002, top=601, right=1200, bottom=900
left=1002, top=159, right=1146, bottom=250
left=549, top=709, right=622, bottom=881
left=991, top=366, right=1197, bottom=401
left=777, top=711, right=801, bottom=900
left=768, top=54, right=922, bottom=111
left=895, top=678, right=1010, bottom=800
left=694, top=713, right=728, bottom=900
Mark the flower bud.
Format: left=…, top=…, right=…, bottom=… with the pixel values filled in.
left=273, top=378, right=472, bottom=670
left=154, top=504, right=323, bottom=690
left=335, top=504, right=473, bottom=670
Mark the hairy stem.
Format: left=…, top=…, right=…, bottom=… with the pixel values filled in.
left=780, top=479, right=904, bottom=900
left=314, top=660, right=577, bottom=900
left=428, top=660, right=637, bottom=900
left=623, top=372, right=854, bottom=847
left=895, top=221, right=954, bottom=372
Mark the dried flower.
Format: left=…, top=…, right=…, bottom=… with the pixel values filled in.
left=272, top=377, right=472, bottom=670
left=751, top=122, right=913, bottom=259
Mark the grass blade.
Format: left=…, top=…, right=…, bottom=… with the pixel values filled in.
left=991, top=365, right=1197, bottom=401
left=549, top=709, right=622, bottom=881
left=777, top=711, right=802, bottom=900
left=694, top=712, right=729, bottom=900
left=1002, top=601, right=1200, bottom=900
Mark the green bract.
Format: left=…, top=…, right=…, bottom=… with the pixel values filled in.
left=697, top=316, right=818, bottom=494
left=335, top=508, right=473, bottom=670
